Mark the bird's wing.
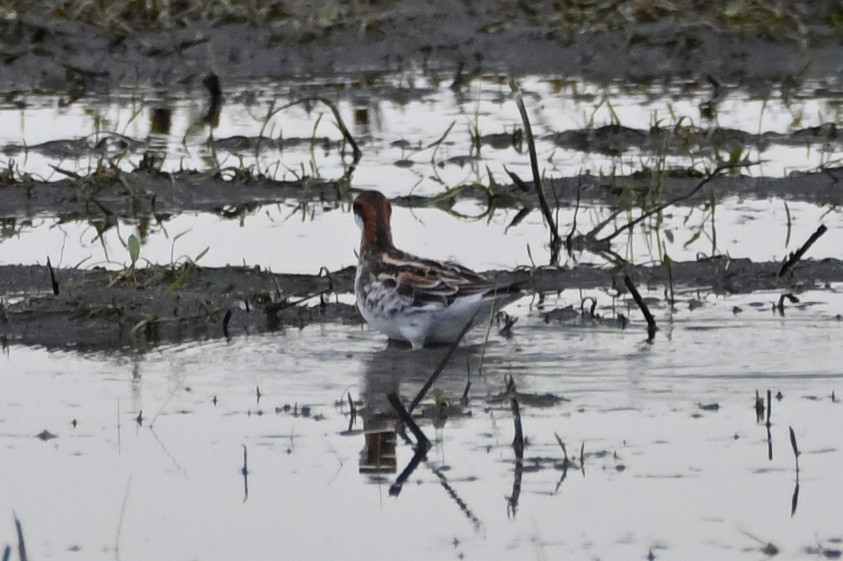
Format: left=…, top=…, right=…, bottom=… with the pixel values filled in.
left=376, top=250, right=507, bottom=309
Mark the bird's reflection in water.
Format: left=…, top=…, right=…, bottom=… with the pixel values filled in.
left=357, top=341, right=486, bottom=475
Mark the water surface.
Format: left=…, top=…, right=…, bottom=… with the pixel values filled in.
left=2, top=287, right=842, bottom=560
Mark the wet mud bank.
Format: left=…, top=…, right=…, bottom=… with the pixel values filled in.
left=2, top=1, right=843, bottom=92
left=0, top=168, right=347, bottom=221
left=0, top=262, right=355, bottom=351
left=1, top=164, right=842, bottom=225
left=2, top=254, right=839, bottom=351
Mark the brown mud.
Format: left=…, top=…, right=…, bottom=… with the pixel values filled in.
left=1, top=163, right=842, bottom=224
left=2, top=1, right=843, bottom=350
left=2, top=1, right=843, bottom=92
left=2, top=253, right=839, bottom=351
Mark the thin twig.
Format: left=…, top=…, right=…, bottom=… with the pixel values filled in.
left=347, top=392, right=357, bottom=431
left=789, top=426, right=800, bottom=473
left=775, top=293, right=799, bottom=316
left=507, top=375, right=524, bottom=518
left=264, top=267, right=335, bottom=316
left=149, top=373, right=187, bottom=428
left=14, top=513, right=27, bottom=561
left=46, top=257, right=59, bottom=295
left=389, top=447, right=427, bottom=497
left=461, top=378, right=471, bottom=406
left=387, top=392, right=431, bottom=452
left=114, top=476, right=132, bottom=559
left=580, top=441, right=585, bottom=476
left=509, top=78, right=561, bottom=262
left=502, top=166, right=531, bottom=193
left=766, top=389, right=772, bottom=428
left=766, top=389, right=773, bottom=461
left=566, top=180, right=582, bottom=253
left=779, top=224, right=827, bottom=277
left=598, top=162, right=750, bottom=245
left=789, top=424, right=801, bottom=516
left=408, top=313, right=477, bottom=413
left=623, top=274, right=657, bottom=342
left=48, top=164, right=82, bottom=179
left=509, top=378, right=524, bottom=459
left=426, top=120, right=455, bottom=164
left=551, top=433, right=570, bottom=493
left=554, top=433, right=568, bottom=465
left=242, top=445, right=250, bottom=502
left=266, top=97, right=361, bottom=163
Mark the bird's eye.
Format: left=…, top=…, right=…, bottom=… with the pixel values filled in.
left=353, top=201, right=362, bottom=215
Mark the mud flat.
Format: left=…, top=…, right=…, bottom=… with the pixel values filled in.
left=2, top=1, right=843, bottom=91
left=2, top=249, right=839, bottom=350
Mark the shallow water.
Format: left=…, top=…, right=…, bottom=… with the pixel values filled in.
left=2, top=287, right=843, bottom=560
left=1, top=196, right=839, bottom=273
left=3, top=75, right=843, bottom=184
left=3, top=71, right=843, bottom=560
left=2, top=74, right=843, bottom=270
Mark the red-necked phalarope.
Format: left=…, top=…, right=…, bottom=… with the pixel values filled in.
left=353, top=190, right=521, bottom=349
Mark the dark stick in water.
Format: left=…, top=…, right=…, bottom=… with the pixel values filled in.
left=779, top=224, right=827, bottom=277
left=624, top=274, right=657, bottom=342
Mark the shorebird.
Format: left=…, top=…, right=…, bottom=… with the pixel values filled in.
left=353, top=190, right=521, bottom=349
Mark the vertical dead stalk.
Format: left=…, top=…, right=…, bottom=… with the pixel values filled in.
left=506, top=375, right=524, bottom=517
left=623, top=274, right=657, bottom=342
left=46, top=257, right=59, bottom=295
left=766, top=389, right=773, bottom=461
left=313, top=96, right=362, bottom=164
left=509, top=78, right=561, bottom=264
left=14, top=514, right=27, bottom=561
left=788, top=426, right=800, bottom=473
left=789, top=426, right=801, bottom=516
left=241, top=445, right=250, bottom=502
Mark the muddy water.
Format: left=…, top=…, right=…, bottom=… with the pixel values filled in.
left=2, top=286, right=842, bottom=560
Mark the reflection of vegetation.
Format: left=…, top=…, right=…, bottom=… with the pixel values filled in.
left=0, top=216, right=26, bottom=241
left=0, top=160, right=32, bottom=185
